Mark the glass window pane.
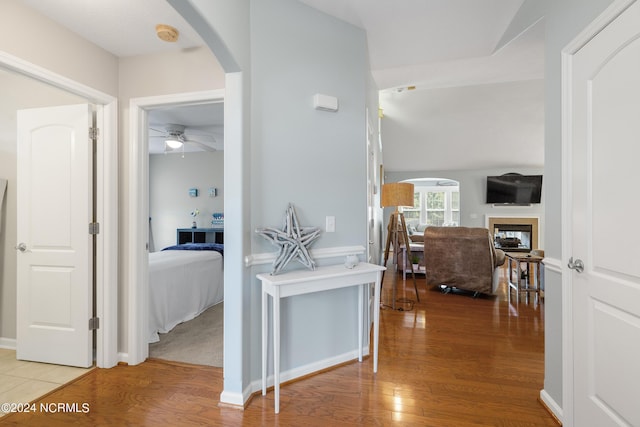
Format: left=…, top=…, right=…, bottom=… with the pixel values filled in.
left=427, top=211, right=444, bottom=226
left=413, top=192, right=421, bottom=208
left=426, top=192, right=445, bottom=209
left=451, top=192, right=460, bottom=209
left=451, top=211, right=460, bottom=225
left=403, top=211, right=420, bottom=221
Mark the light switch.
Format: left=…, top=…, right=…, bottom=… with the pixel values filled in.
left=326, top=216, right=335, bottom=233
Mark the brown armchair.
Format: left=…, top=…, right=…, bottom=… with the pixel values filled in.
left=423, top=227, right=505, bottom=297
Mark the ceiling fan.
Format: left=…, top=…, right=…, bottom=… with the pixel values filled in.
left=149, top=124, right=216, bottom=152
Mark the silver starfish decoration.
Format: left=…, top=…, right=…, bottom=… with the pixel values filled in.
left=256, top=204, right=321, bottom=275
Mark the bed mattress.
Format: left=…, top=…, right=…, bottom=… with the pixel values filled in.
left=148, top=250, right=223, bottom=343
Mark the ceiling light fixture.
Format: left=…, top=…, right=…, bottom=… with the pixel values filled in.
left=165, top=138, right=183, bottom=149
left=156, top=24, right=179, bottom=43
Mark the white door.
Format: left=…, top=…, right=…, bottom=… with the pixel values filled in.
left=569, top=1, right=640, bottom=425
left=16, top=104, right=93, bottom=368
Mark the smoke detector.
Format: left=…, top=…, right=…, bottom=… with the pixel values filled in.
left=156, top=24, right=179, bottom=43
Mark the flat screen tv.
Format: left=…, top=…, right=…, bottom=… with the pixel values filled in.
left=486, top=174, right=543, bottom=204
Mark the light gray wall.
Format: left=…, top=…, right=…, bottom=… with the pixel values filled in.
left=177, top=0, right=380, bottom=400
left=0, top=1, right=118, bottom=95
left=380, top=79, right=545, bottom=172
left=149, top=151, right=224, bottom=251
left=248, top=0, right=372, bottom=376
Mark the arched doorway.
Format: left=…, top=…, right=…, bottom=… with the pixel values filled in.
left=401, top=177, right=460, bottom=232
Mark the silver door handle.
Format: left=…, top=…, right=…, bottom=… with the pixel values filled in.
left=15, top=243, right=27, bottom=252
left=568, top=257, right=584, bottom=273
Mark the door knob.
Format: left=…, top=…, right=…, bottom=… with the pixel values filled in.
left=15, top=243, right=27, bottom=252
left=567, top=257, right=584, bottom=273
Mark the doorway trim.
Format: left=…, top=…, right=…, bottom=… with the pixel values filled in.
left=0, top=50, right=118, bottom=368
left=128, top=89, right=225, bottom=365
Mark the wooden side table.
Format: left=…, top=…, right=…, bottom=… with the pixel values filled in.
left=505, top=252, right=544, bottom=303
left=257, top=263, right=385, bottom=413
left=399, top=243, right=425, bottom=279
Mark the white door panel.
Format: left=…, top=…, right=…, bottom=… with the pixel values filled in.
left=570, top=1, right=640, bottom=425
left=17, top=104, right=93, bottom=368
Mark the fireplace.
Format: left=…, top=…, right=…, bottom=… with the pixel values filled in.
left=493, top=224, right=532, bottom=252
left=487, top=216, right=540, bottom=253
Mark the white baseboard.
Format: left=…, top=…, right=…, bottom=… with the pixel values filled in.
left=540, top=388, right=563, bottom=423
left=219, top=390, right=247, bottom=408
left=0, top=337, right=16, bottom=350
left=118, top=352, right=129, bottom=364
left=219, top=347, right=369, bottom=408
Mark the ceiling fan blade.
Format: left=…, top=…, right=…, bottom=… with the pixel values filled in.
left=186, top=139, right=216, bottom=152
left=149, top=127, right=168, bottom=134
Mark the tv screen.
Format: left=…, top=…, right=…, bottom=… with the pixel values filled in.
left=486, top=174, right=542, bottom=204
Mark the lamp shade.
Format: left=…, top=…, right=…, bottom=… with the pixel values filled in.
left=381, top=182, right=414, bottom=208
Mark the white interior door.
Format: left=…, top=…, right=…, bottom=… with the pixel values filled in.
left=16, top=104, right=93, bottom=368
left=570, top=1, right=640, bottom=425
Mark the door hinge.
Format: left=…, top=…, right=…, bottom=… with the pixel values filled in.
left=89, top=317, right=100, bottom=330
left=89, top=127, right=99, bottom=140
left=89, top=222, right=100, bottom=235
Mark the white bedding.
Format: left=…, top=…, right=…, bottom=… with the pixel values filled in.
left=148, top=250, right=223, bottom=343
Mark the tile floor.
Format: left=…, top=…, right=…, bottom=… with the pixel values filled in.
left=0, top=348, right=93, bottom=417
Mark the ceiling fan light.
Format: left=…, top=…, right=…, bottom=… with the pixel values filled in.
left=165, top=138, right=183, bottom=149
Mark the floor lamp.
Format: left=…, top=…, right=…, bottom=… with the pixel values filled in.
left=381, top=182, right=419, bottom=308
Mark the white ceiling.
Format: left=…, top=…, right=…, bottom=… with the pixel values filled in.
left=17, top=0, right=545, bottom=166
left=297, top=0, right=542, bottom=90
left=148, top=103, right=224, bottom=154
left=19, top=0, right=206, bottom=58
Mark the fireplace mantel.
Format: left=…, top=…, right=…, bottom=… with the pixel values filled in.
left=486, top=216, right=540, bottom=251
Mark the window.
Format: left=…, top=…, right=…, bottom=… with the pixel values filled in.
left=402, top=192, right=421, bottom=222
left=404, top=186, right=460, bottom=227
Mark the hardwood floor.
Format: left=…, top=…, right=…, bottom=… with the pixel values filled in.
left=0, top=267, right=557, bottom=426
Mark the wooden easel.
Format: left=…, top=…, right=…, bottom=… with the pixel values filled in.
left=381, top=210, right=419, bottom=308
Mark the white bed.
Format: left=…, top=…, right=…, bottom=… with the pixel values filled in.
left=148, top=249, right=224, bottom=343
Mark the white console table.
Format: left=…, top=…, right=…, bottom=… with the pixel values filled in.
left=257, top=262, right=385, bottom=414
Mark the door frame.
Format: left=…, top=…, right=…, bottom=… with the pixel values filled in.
left=0, top=50, right=118, bottom=368
left=560, top=1, right=635, bottom=425
left=128, top=89, right=225, bottom=365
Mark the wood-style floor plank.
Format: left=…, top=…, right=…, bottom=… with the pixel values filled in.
left=0, top=268, right=558, bottom=426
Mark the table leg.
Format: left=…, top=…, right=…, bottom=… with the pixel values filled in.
left=402, top=246, right=407, bottom=280
left=358, top=284, right=363, bottom=362
left=274, top=288, right=280, bottom=414
left=373, top=271, right=381, bottom=373
left=529, top=262, right=540, bottom=302
left=507, top=258, right=511, bottom=302
left=262, top=289, right=267, bottom=396
left=508, top=258, right=518, bottom=303
left=515, top=260, right=521, bottom=303
left=534, top=263, right=541, bottom=302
